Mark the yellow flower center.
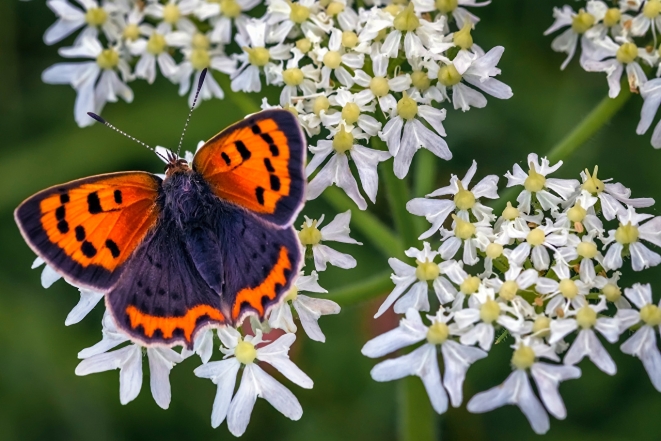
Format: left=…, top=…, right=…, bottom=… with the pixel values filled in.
left=411, top=70, right=430, bottom=91
left=323, top=50, right=342, bottom=69
left=582, top=165, right=604, bottom=194
left=435, top=0, right=458, bottom=13
left=384, top=4, right=403, bottom=16
left=532, top=316, right=551, bottom=337
left=147, top=33, right=167, bottom=55
left=641, top=304, right=661, bottom=326
left=283, top=68, right=304, bottom=86
left=502, top=201, right=519, bottom=220
left=416, top=260, right=440, bottom=281
left=480, top=298, right=501, bottom=323
left=235, top=339, right=257, bottom=364
left=190, top=48, right=211, bottom=69
left=460, top=276, right=481, bottom=295
left=499, top=280, right=519, bottom=301
left=284, top=286, right=298, bottom=302
left=524, top=162, right=546, bottom=193
left=220, top=0, right=242, bottom=17
left=192, top=33, right=210, bottom=49
left=326, top=1, right=344, bottom=16
left=567, top=202, right=587, bottom=223
left=341, top=30, right=358, bottom=48
left=96, top=49, right=119, bottom=69
left=341, top=102, right=360, bottom=124
left=426, top=321, right=449, bottom=344
left=615, top=222, right=639, bottom=245
left=289, top=3, right=310, bottom=23
left=313, top=96, right=330, bottom=115
left=486, top=243, right=503, bottom=259
left=163, top=3, right=181, bottom=24
left=453, top=22, right=473, bottom=50
left=572, top=9, right=595, bottom=34
left=453, top=180, right=476, bottom=210
left=397, top=91, right=418, bottom=120
left=437, top=64, right=462, bottom=86
left=603, top=8, right=621, bottom=27
left=453, top=214, right=476, bottom=240
left=123, top=23, right=140, bottom=41
left=577, top=241, right=598, bottom=259
left=393, top=3, right=419, bottom=32
left=644, top=0, right=661, bottom=18
left=296, top=38, right=311, bottom=53
left=616, top=42, right=638, bottom=64
left=370, top=76, right=390, bottom=97
left=576, top=305, right=597, bottom=329
left=246, top=47, right=270, bottom=67
left=511, top=344, right=535, bottom=370
left=332, top=125, right=354, bottom=153
left=559, top=279, right=578, bottom=299
left=284, top=104, right=298, bottom=116
left=299, top=220, right=322, bottom=245
left=602, top=283, right=622, bottom=302
left=526, top=228, right=545, bottom=246
left=85, top=7, right=108, bottom=26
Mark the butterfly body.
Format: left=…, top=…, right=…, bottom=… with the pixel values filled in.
left=15, top=110, right=305, bottom=349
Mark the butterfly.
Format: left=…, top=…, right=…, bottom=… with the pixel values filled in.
left=14, top=104, right=306, bottom=349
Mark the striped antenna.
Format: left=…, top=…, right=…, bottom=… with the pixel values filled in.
left=87, top=112, right=169, bottom=163
left=176, top=68, right=207, bottom=158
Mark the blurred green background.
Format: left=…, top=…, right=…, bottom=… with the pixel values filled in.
left=2, top=0, right=661, bottom=440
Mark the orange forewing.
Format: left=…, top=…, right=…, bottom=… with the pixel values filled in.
left=15, top=172, right=161, bottom=290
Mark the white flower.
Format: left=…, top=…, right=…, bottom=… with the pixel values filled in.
left=378, top=4, right=449, bottom=60
left=268, top=271, right=341, bottom=342
left=128, top=23, right=189, bottom=84
left=508, top=220, right=568, bottom=271
left=467, top=339, right=581, bottom=435
left=407, top=160, right=499, bottom=239
left=297, top=210, right=362, bottom=271
left=453, top=285, right=526, bottom=351
left=536, top=263, right=591, bottom=316
left=505, top=153, right=579, bottom=214
left=311, top=28, right=365, bottom=88
left=42, top=36, right=133, bottom=127
left=266, top=0, right=328, bottom=44
left=76, top=315, right=184, bottom=409
left=549, top=298, right=621, bottom=375
left=66, top=287, right=104, bottom=325
left=544, top=2, right=608, bottom=70
left=306, top=124, right=391, bottom=209
left=426, top=46, right=513, bottom=112
left=194, top=329, right=313, bottom=435
left=196, top=0, right=259, bottom=44
left=31, top=256, right=62, bottom=288
left=353, top=47, right=412, bottom=113
left=375, top=242, right=457, bottom=318
left=485, top=266, right=538, bottom=316
left=603, top=206, right=661, bottom=271
left=322, top=88, right=381, bottom=136
left=617, top=283, right=661, bottom=391
left=630, top=0, right=661, bottom=41
left=636, top=78, right=661, bottom=148
left=554, top=190, right=603, bottom=235
left=272, top=49, right=320, bottom=106
left=412, top=0, right=491, bottom=29
left=231, top=20, right=292, bottom=93
left=438, top=213, right=492, bottom=266
left=181, top=328, right=215, bottom=364
left=363, top=308, right=487, bottom=413
left=44, top=0, right=121, bottom=45
left=145, top=0, right=200, bottom=34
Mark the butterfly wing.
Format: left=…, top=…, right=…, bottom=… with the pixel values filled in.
left=105, top=220, right=227, bottom=348
left=192, top=109, right=306, bottom=227
left=14, top=172, right=161, bottom=291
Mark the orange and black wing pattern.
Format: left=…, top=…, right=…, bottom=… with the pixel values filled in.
left=15, top=172, right=161, bottom=291
left=192, top=109, right=306, bottom=226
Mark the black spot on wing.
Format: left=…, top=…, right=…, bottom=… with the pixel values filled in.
left=221, top=152, right=231, bottom=165
left=75, top=225, right=86, bottom=241
left=264, top=158, right=275, bottom=173
left=251, top=124, right=261, bottom=134
left=270, top=174, right=281, bottom=191
left=57, top=220, right=69, bottom=234
left=113, top=189, right=123, bottom=204
left=55, top=205, right=65, bottom=221
left=235, top=140, right=251, bottom=160
left=105, top=239, right=120, bottom=258
left=87, top=192, right=103, bottom=214
left=81, top=241, right=97, bottom=257
left=60, top=193, right=70, bottom=204
left=255, top=187, right=265, bottom=205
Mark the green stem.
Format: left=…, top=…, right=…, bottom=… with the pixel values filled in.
left=321, top=187, right=404, bottom=259
left=492, top=86, right=632, bottom=213
left=398, top=377, right=437, bottom=441
left=320, top=271, right=392, bottom=306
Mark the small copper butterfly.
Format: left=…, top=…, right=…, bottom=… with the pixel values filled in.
left=14, top=73, right=306, bottom=348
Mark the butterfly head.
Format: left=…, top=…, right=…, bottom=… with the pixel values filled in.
left=164, top=152, right=190, bottom=177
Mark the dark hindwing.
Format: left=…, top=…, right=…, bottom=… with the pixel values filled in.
left=106, top=222, right=227, bottom=348
left=213, top=203, right=302, bottom=325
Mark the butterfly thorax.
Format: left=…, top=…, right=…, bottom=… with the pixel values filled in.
left=161, top=168, right=218, bottom=230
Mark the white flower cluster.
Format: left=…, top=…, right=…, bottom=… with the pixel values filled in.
left=363, top=153, right=661, bottom=434
left=32, top=143, right=364, bottom=437
left=40, top=0, right=512, bottom=210
left=545, top=0, right=661, bottom=149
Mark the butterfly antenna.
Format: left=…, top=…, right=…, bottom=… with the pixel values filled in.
left=176, top=68, right=207, bottom=158
left=87, top=112, right=169, bottom=162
